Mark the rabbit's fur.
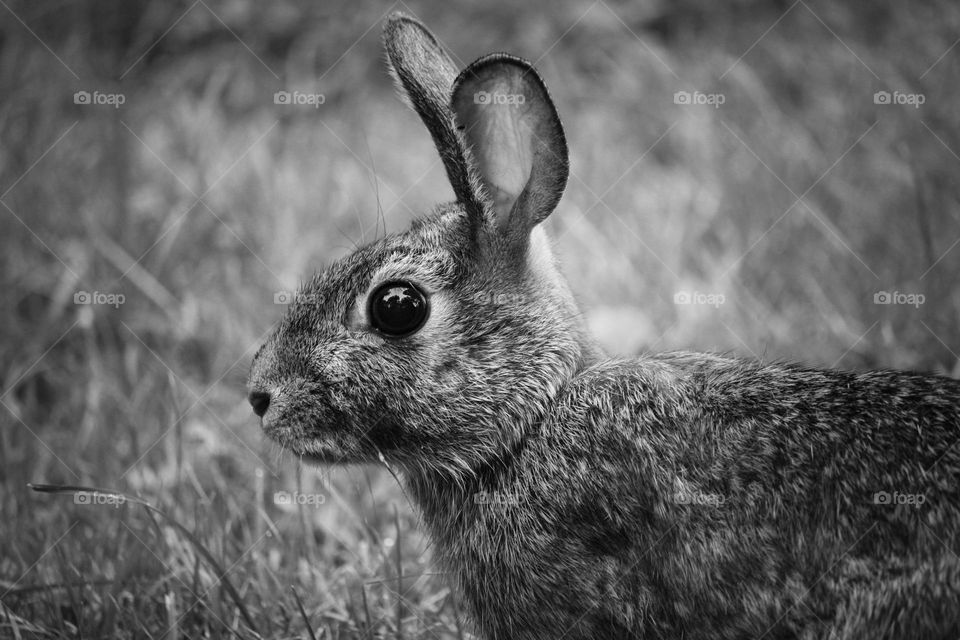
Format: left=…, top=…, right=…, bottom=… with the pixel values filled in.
left=248, top=13, right=960, bottom=639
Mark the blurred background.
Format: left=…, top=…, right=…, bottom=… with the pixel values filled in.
left=2, top=0, right=958, bottom=636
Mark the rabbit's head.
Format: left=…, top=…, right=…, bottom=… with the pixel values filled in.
left=248, top=14, right=598, bottom=476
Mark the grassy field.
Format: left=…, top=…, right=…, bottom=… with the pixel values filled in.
left=2, top=0, right=959, bottom=637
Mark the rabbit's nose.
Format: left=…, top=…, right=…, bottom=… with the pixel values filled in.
left=248, top=390, right=271, bottom=417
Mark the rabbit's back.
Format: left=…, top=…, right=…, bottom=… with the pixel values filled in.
left=558, top=355, right=960, bottom=637
left=417, top=355, right=960, bottom=639
left=642, top=351, right=960, bottom=528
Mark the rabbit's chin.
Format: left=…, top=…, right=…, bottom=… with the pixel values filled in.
left=289, top=449, right=344, bottom=465
left=271, top=427, right=375, bottom=465
left=282, top=439, right=358, bottom=465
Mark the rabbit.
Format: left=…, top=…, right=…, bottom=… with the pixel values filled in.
left=247, top=12, right=960, bottom=640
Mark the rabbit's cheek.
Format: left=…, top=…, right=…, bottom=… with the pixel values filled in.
left=434, top=356, right=468, bottom=389
left=313, top=349, right=351, bottom=384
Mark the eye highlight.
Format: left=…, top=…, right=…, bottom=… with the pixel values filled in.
left=368, top=281, right=430, bottom=337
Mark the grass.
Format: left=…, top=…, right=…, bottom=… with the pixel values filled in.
left=1, top=0, right=959, bottom=637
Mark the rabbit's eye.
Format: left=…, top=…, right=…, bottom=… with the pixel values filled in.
left=368, top=281, right=429, bottom=337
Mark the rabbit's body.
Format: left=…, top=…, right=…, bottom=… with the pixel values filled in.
left=409, top=355, right=960, bottom=638
left=248, top=13, right=960, bottom=640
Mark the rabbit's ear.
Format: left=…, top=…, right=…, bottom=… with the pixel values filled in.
left=383, top=13, right=485, bottom=214
left=451, top=54, right=568, bottom=247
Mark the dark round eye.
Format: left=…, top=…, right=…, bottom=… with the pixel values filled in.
left=368, top=281, right=429, bottom=337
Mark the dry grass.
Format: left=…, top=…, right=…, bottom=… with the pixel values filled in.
left=2, top=0, right=959, bottom=637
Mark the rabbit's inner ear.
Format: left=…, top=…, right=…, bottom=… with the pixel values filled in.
left=464, top=82, right=532, bottom=215
left=451, top=54, right=568, bottom=246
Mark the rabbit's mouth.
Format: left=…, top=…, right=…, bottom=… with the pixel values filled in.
left=257, top=393, right=389, bottom=463
left=266, top=421, right=366, bottom=464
